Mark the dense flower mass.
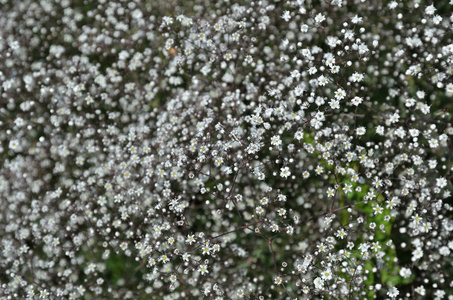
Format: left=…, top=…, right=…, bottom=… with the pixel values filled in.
left=0, top=0, right=453, bottom=299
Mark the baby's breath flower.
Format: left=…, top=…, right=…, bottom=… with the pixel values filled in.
left=0, top=1, right=451, bottom=299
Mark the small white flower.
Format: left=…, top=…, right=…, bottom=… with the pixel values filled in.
left=271, top=135, right=282, bottom=146
left=399, top=267, right=412, bottom=278
left=425, top=4, right=436, bottom=15
left=326, top=187, right=335, bottom=197
left=313, top=277, right=324, bottom=289
left=387, top=287, right=399, bottom=298
left=280, top=166, right=291, bottom=178
left=334, top=88, right=346, bottom=100
left=294, top=130, right=304, bottom=141
left=428, top=139, right=438, bottom=148
left=351, top=96, right=363, bottom=106
left=351, top=15, right=363, bottom=24
left=314, top=13, right=326, bottom=23
left=169, top=274, right=177, bottom=282
left=321, top=268, right=332, bottom=280
left=271, top=224, right=279, bottom=232
left=9, top=139, right=20, bottom=151
left=281, top=11, right=291, bottom=22
left=436, top=178, right=447, bottom=188
left=335, top=228, right=347, bottom=239
left=446, top=83, right=453, bottom=95
left=329, top=99, right=340, bottom=109
left=415, top=286, right=426, bottom=296
left=412, top=247, right=423, bottom=261
left=356, top=126, right=366, bottom=135
left=351, top=72, right=364, bottom=82
left=439, top=246, right=451, bottom=256
left=199, top=264, right=209, bottom=275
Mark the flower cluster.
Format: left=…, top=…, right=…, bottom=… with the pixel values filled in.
left=0, top=0, right=452, bottom=299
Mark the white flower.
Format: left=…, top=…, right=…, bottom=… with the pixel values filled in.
left=387, top=287, right=399, bottom=298
left=351, top=72, right=364, bottom=82
left=271, top=224, right=279, bottom=232
left=326, top=187, right=335, bottom=197
left=14, top=118, right=24, bottom=127
left=439, top=246, right=451, bottom=256
left=425, top=4, right=436, bottom=15
left=428, top=139, right=438, bottom=148
left=169, top=274, right=177, bottom=282
left=300, top=24, right=309, bottom=32
left=446, top=83, right=453, bottom=95
left=315, top=165, right=324, bottom=175
left=412, top=247, right=423, bottom=261
left=331, top=65, right=340, bottom=73
left=351, top=15, right=363, bottom=24
left=247, top=143, right=260, bottom=154
left=334, top=89, right=346, bottom=100
left=351, top=96, right=363, bottom=106
left=199, top=264, right=209, bottom=275
left=399, top=267, right=412, bottom=278
left=329, top=99, right=340, bottom=109
left=182, top=253, right=191, bottom=262
left=356, top=126, right=366, bottom=135
left=405, top=98, right=416, bottom=107
left=280, top=166, right=291, bottom=178
left=388, top=1, right=398, bottom=9
left=415, top=286, right=426, bottom=296
left=260, top=196, right=270, bottom=207
left=436, top=178, right=447, bottom=188
left=186, top=235, right=196, bottom=245
left=314, top=13, right=325, bottom=23
left=409, top=128, right=419, bottom=137
left=411, top=214, right=422, bottom=225
left=255, top=206, right=264, bottom=215
left=313, top=277, right=324, bottom=289
left=318, top=75, right=328, bottom=86
left=271, top=135, right=282, bottom=146
left=376, top=125, right=385, bottom=135
left=294, top=130, right=304, bottom=141
left=373, top=205, right=383, bottom=215
left=94, top=75, right=106, bottom=87
left=281, top=11, right=291, bottom=21
left=358, top=44, right=369, bottom=54
left=418, top=103, right=430, bottom=114
left=321, top=268, right=332, bottom=280
left=9, top=139, right=20, bottom=151
left=433, top=15, right=443, bottom=25
left=202, top=244, right=211, bottom=255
